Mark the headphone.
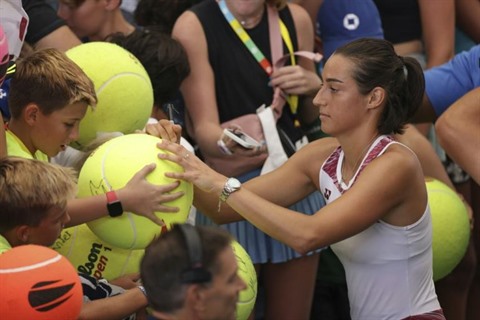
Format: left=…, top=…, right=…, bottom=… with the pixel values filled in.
left=178, top=224, right=212, bottom=284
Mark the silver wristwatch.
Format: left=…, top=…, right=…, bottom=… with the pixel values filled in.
left=219, top=178, right=242, bottom=202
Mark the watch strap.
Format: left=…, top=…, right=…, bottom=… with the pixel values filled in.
left=218, top=178, right=241, bottom=211
left=106, top=190, right=119, bottom=203
left=219, top=185, right=231, bottom=202
left=106, top=190, right=123, bottom=217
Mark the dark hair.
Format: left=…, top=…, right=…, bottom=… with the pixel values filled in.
left=134, top=0, right=195, bottom=34
left=107, top=29, right=190, bottom=108
left=334, top=38, right=425, bottom=134
left=59, top=0, right=123, bottom=8
left=140, top=224, right=232, bottom=313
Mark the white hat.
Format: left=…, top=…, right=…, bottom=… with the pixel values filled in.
left=0, top=0, right=29, bottom=61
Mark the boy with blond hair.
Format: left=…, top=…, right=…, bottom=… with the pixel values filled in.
left=0, top=156, right=148, bottom=320
left=6, top=47, right=183, bottom=227
left=7, top=47, right=96, bottom=160
left=0, top=156, right=76, bottom=252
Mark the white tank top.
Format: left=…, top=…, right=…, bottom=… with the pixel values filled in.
left=319, top=135, right=440, bottom=320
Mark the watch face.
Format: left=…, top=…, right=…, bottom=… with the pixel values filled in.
left=108, top=201, right=123, bottom=217
left=227, top=178, right=241, bottom=189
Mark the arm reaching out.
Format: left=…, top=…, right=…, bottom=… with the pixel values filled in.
left=435, top=87, right=480, bottom=185
left=67, top=127, right=187, bottom=227
left=78, top=286, right=147, bottom=320
left=67, top=163, right=184, bottom=227
left=155, top=137, right=414, bottom=254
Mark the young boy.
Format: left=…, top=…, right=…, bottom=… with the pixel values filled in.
left=6, top=47, right=183, bottom=227
left=0, top=156, right=148, bottom=320
left=0, top=157, right=75, bottom=252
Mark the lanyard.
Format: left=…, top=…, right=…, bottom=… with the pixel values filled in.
left=218, top=0, right=299, bottom=115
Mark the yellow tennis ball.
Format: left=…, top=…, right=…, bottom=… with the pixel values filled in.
left=52, top=224, right=144, bottom=282
left=66, top=42, right=153, bottom=149
left=232, top=240, right=257, bottom=320
left=78, top=133, right=193, bottom=250
left=425, top=178, right=470, bottom=281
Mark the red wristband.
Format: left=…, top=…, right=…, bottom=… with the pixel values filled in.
left=106, top=190, right=119, bottom=203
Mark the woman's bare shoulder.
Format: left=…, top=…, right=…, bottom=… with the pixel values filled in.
left=307, top=137, right=339, bottom=155
left=291, top=137, right=339, bottom=166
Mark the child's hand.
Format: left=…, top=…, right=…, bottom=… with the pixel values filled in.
left=117, top=163, right=185, bottom=225
left=144, top=119, right=182, bottom=144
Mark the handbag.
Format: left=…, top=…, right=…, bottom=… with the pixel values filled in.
left=199, top=2, right=322, bottom=177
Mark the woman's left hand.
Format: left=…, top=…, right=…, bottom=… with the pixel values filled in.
left=270, top=65, right=321, bottom=96
left=157, top=140, right=227, bottom=196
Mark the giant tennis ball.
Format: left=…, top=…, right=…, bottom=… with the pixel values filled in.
left=232, top=240, right=257, bottom=320
left=426, top=178, right=470, bottom=281
left=0, top=245, right=83, bottom=320
left=52, top=224, right=144, bottom=281
left=78, top=133, right=193, bottom=250
left=66, top=42, right=153, bottom=149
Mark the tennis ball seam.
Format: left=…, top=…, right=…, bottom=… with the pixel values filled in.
left=96, top=72, right=151, bottom=95
left=118, top=248, right=135, bottom=276
left=101, top=141, right=138, bottom=250
left=237, top=298, right=257, bottom=304
left=65, top=226, right=80, bottom=258
left=0, top=254, right=63, bottom=273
